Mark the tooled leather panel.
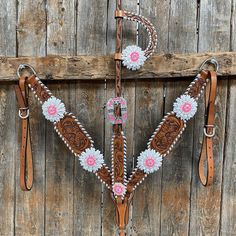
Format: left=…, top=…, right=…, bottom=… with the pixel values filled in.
left=113, top=134, right=125, bottom=183
left=150, top=114, right=185, bottom=155
left=187, top=75, right=206, bottom=99
left=55, top=114, right=91, bottom=155
left=96, top=166, right=112, bottom=189
left=27, top=76, right=51, bottom=103
left=126, top=169, right=146, bottom=194
left=124, top=11, right=157, bottom=57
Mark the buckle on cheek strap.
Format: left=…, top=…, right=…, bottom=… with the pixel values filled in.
left=198, top=70, right=217, bottom=186
left=15, top=76, right=34, bottom=191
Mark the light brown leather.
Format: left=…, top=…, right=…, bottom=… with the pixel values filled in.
left=115, top=10, right=124, bottom=18
left=198, top=71, right=217, bottom=186
left=15, top=76, right=33, bottom=191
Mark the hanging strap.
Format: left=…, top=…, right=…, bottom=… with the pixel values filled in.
left=15, top=76, right=33, bottom=191
left=198, top=70, right=217, bottom=186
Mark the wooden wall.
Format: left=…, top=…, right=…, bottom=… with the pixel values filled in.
left=0, top=0, right=235, bottom=235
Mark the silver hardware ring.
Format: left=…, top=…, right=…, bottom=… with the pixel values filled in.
left=199, top=58, right=219, bottom=72
left=19, top=107, right=29, bottom=119
left=204, top=125, right=216, bottom=138
left=17, top=64, right=37, bottom=78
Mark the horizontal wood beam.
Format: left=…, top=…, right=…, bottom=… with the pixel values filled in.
left=0, top=52, right=235, bottom=81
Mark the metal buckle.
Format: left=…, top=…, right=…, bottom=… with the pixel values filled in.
left=19, top=107, right=29, bottom=119
left=204, top=125, right=215, bottom=138
left=17, top=64, right=37, bottom=78
left=199, top=58, right=219, bottom=72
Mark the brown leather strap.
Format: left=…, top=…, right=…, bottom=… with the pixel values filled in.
left=198, top=70, right=217, bottom=186
left=15, top=77, right=33, bottom=191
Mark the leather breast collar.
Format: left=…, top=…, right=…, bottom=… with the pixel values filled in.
left=15, top=64, right=217, bottom=235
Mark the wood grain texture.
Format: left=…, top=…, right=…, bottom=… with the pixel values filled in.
left=131, top=1, right=167, bottom=235
left=190, top=0, right=231, bottom=235
left=220, top=79, right=236, bottom=235
left=46, top=1, right=75, bottom=235
left=45, top=82, right=74, bottom=236
left=0, top=52, right=235, bottom=81
left=220, top=1, right=236, bottom=234
left=0, top=1, right=16, bottom=236
left=160, top=0, right=198, bottom=235
left=15, top=1, right=46, bottom=235
left=75, top=0, right=107, bottom=235
left=132, top=79, right=164, bottom=236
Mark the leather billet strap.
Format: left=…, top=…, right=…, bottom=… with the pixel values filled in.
left=15, top=74, right=112, bottom=191
left=198, top=71, right=217, bottom=186
left=15, top=77, right=33, bottom=191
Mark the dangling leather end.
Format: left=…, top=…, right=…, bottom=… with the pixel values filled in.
left=198, top=70, right=217, bottom=186
left=112, top=194, right=133, bottom=236
left=15, top=77, right=34, bottom=191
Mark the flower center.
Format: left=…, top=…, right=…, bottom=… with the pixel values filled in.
left=181, top=102, right=192, bottom=113
left=47, top=105, right=57, bottom=116
left=145, top=156, right=155, bottom=168
left=86, top=155, right=96, bottom=166
left=130, top=51, right=140, bottom=62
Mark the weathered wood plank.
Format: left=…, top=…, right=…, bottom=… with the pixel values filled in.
left=45, top=1, right=75, bottom=235
left=220, top=0, right=236, bottom=235
left=132, top=79, right=164, bottom=236
left=160, top=0, right=198, bottom=235
left=0, top=83, right=16, bottom=236
left=44, top=82, right=74, bottom=236
left=131, top=0, right=168, bottom=235
left=220, top=79, right=236, bottom=235
left=0, top=52, right=235, bottom=81
left=190, top=0, right=231, bottom=235
left=0, top=1, right=16, bottom=236
left=15, top=1, right=46, bottom=235
left=74, top=0, right=107, bottom=235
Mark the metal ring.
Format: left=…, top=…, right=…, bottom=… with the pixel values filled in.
left=203, top=126, right=216, bottom=138
left=17, top=64, right=37, bottom=78
left=18, top=109, right=29, bottom=119
left=199, top=58, right=219, bottom=72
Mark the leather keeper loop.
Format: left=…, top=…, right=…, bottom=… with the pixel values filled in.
left=114, top=53, right=122, bottom=61
left=115, top=10, right=124, bottom=18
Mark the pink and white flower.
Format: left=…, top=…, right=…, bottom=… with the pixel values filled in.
left=79, top=147, right=104, bottom=172
left=137, top=149, right=162, bottom=174
left=42, top=96, right=66, bottom=122
left=122, top=45, right=147, bottom=70
left=112, top=182, right=126, bottom=197
left=173, top=95, right=197, bottom=121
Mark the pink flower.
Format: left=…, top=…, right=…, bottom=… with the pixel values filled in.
left=173, top=95, right=197, bottom=121
left=113, top=182, right=126, bottom=197
left=42, top=96, right=66, bottom=122
left=79, top=148, right=104, bottom=172
left=137, top=149, right=162, bottom=174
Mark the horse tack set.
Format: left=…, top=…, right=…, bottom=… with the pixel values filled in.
left=14, top=1, right=218, bottom=235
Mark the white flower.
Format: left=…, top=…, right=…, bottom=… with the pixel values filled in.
left=137, top=149, right=162, bottom=174
left=122, top=45, right=147, bottom=70
left=79, top=148, right=104, bottom=172
left=42, top=96, right=66, bottom=122
left=173, top=95, right=197, bottom=121
left=112, top=182, right=126, bottom=197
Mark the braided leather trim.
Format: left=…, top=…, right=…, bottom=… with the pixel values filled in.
left=123, top=11, right=157, bottom=58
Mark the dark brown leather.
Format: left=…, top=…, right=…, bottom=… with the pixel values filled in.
left=15, top=77, right=33, bottom=191
left=198, top=71, right=217, bottom=186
